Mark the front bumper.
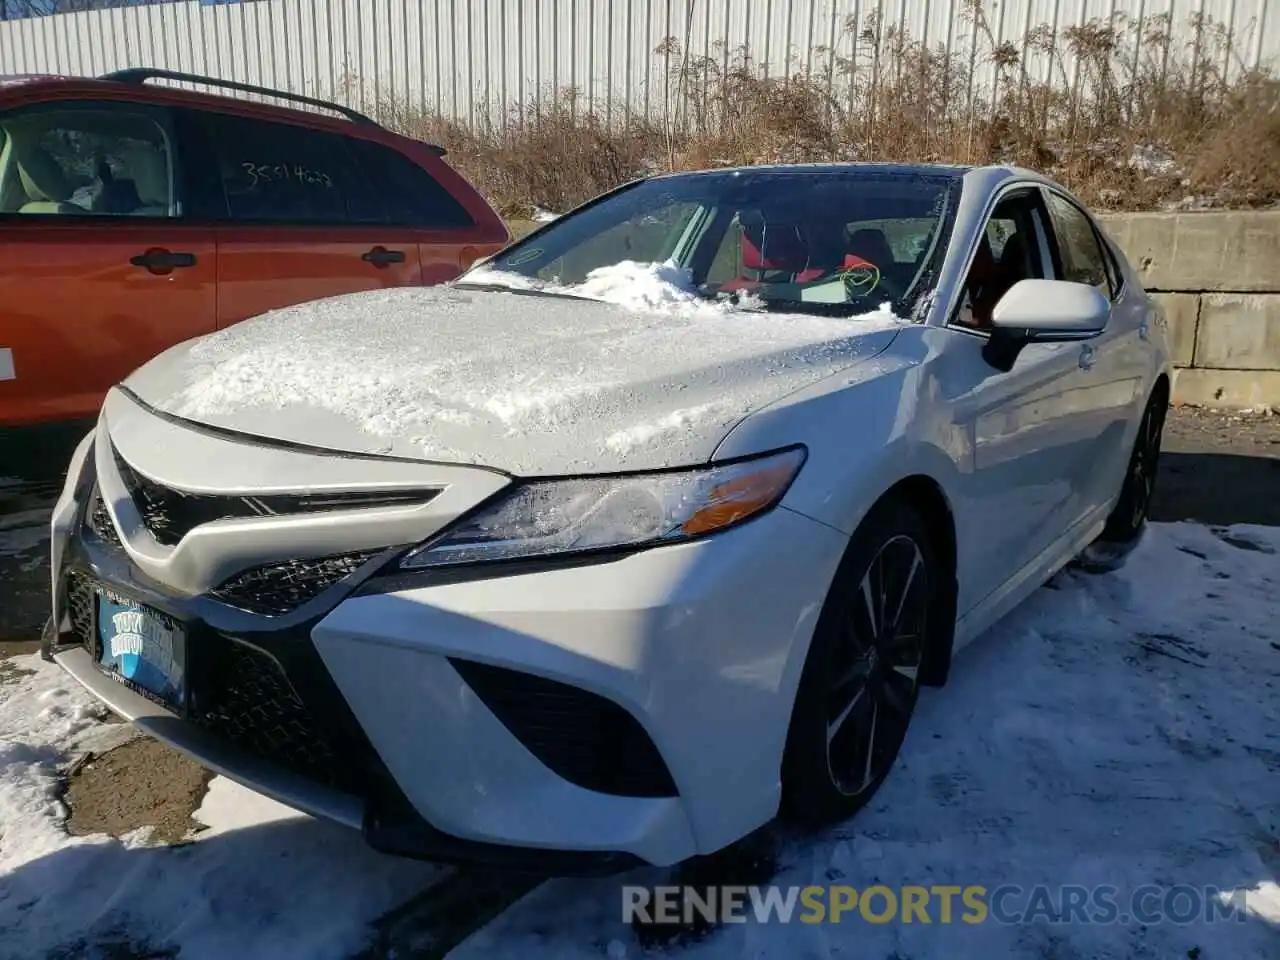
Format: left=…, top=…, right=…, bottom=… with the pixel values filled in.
left=49, top=421, right=850, bottom=870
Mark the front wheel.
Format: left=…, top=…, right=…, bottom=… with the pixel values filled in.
left=780, top=498, right=939, bottom=826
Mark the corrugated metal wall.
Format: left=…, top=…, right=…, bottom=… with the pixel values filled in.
left=1, top=0, right=1275, bottom=124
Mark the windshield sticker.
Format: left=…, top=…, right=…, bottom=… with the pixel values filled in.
left=504, top=247, right=545, bottom=267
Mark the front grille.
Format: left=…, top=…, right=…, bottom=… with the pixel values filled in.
left=450, top=659, right=678, bottom=798
left=207, top=551, right=381, bottom=616
left=113, top=446, right=438, bottom=546
left=189, top=637, right=352, bottom=791
left=85, top=488, right=123, bottom=549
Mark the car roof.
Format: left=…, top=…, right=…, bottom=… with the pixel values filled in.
left=0, top=73, right=384, bottom=139
left=0, top=73, right=67, bottom=87
left=654, top=161, right=1073, bottom=208
left=653, top=161, right=973, bottom=181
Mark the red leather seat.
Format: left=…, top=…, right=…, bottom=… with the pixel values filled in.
left=721, top=222, right=812, bottom=292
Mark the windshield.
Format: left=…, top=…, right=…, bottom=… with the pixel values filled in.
left=463, top=169, right=959, bottom=318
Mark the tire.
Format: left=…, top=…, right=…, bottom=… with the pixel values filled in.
left=1075, top=384, right=1169, bottom=573
left=780, top=497, right=940, bottom=827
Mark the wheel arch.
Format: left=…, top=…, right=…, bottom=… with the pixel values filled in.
left=1151, top=371, right=1171, bottom=407
left=878, top=474, right=959, bottom=687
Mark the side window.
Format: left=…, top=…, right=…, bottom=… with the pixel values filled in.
left=953, top=191, right=1047, bottom=331
left=202, top=112, right=386, bottom=224
left=349, top=139, right=474, bottom=229
left=1045, top=192, right=1110, bottom=295
left=1099, top=233, right=1124, bottom=297
left=0, top=103, right=176, bottom=217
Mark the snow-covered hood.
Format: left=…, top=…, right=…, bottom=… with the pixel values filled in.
left=123, top=283, right=904, bottom=475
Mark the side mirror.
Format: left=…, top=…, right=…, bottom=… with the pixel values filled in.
left=983, top=279, right=1110, bottom=372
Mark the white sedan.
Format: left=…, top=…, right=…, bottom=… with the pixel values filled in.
left=45, top=163, right=1171, bottom=872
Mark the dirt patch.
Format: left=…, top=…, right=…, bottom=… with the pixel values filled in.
left=1153, top=405, right=1280, bottom=528
left=1162, top=404, right=1280, bottom=457
left=64, top=739, right=213, bottom=846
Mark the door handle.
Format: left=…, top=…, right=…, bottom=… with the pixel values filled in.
left=362, top=246, right=406, bottom=267
left=130, top=249, right=197, bottom=274
left=1078, top=344, right=1096, bottom=370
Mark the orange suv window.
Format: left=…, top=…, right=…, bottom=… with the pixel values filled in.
left=0, top=106, right=175, bottom=218
left=199, top=111, right=386, bottom=224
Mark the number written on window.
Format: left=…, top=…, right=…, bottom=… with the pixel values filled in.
left=240, top=162, right=333, bottom=189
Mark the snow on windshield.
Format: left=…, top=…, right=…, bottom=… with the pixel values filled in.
left=460, top=258, right=778, bottom=316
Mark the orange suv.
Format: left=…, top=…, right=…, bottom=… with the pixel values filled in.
left=0, top=69, right=508, bottom=430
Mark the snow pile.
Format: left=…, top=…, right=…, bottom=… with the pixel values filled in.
left=0, top=655, right=440, bottom=960
left=1127, top=144, right=1182, bottom=177
left=452, top=522, right=1280, bottom=960
left=461, top=258, right=772, bottom=318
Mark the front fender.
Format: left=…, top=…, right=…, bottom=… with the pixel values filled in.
left=714, top=327, right=968, bottom=536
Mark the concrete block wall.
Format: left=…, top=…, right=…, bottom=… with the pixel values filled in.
left=1096, top=211, right=1280, bottom=409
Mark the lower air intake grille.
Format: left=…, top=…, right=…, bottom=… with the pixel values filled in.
left=65, top=572, right=97, bottom=656
left=449, top=659, right=678, bottom=798
left=190, top=637, right=352, bottom=791
left=207, top=551, right=381, bottom=617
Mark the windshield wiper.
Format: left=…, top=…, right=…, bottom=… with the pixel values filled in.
left=451, top=281, right=596, bottom=303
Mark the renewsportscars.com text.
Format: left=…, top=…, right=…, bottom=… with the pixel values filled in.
left=622, top=883, right=1252, bottom=926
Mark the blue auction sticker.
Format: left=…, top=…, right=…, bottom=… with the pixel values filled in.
left=97, top=594, right=185, bottom=706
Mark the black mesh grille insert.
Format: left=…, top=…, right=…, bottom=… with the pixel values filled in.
left=207, top=551, right=381, bottom=617
left=450, top=659, right=678, bottom=798
left=189, top=637, right=353, bottom=791
left=85, top=488, right=123, bottom=549
left=65, top=571, right=98, bottom=656
left=113, top=446, right=437, bottom=546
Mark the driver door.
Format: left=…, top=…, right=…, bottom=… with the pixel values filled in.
left=939, top=187, right=1107, bottom=616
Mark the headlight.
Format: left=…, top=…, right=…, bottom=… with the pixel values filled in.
left=400, top=446, right=806, bottom=570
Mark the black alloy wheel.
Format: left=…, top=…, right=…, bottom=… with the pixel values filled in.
left=781, top=498, right=938, bottom=825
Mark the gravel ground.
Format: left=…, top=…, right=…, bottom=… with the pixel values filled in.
left=0, top=404, right=1277, bottom=873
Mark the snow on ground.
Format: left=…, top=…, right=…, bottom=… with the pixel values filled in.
left=1, top=521, right=1275, bottom=959
left=454, top=521, right=1280, bottom=960
left=0, top=658, right=440, bottom=960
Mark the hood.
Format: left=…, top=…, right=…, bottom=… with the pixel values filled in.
left=124, top=285, right=904, bottom=476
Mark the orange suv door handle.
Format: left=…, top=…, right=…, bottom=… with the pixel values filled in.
left=130, top=249, right=198, bottom=274
left=361, top=246, right=407, bottom=267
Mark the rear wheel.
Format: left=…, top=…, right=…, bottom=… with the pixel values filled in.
left=1076, top=385, right=1168, bottom=572
left=780, top=498, right=938, bottom=826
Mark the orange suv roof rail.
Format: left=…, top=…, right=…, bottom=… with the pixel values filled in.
left=98, top=67, right=447, bottom=155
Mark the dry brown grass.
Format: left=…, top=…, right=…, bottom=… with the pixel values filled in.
left=360, top=2, right=1278, bottom=217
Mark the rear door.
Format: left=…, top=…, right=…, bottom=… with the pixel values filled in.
left=182, top=109, right=424, bottom=327
left=0, top=98, right=216, bottom=427
left=346, top=136, right=504, bottom=283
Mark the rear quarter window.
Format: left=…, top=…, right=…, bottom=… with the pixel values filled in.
left=201, top=111, right=386, bottom=224
left=350, top=138, right=475, bottom=229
